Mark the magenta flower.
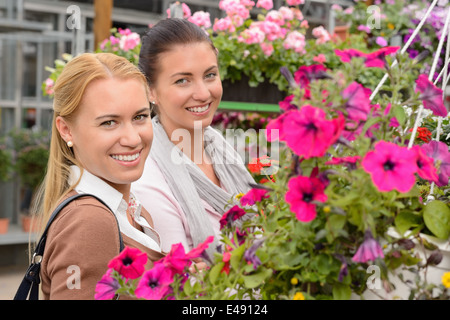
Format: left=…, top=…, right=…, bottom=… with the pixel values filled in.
left=415, top=74, right=447, bottom=117
left=107, top=246, right=147, bottom=279
left=186, top=236, right=214, bottom=260
left=293, top=64, right=329, bottom=98
left=335, top=47, right=399, bottom=69
left=341, top=82, right=372, bottom=121
left=285, top=175, right=328, bottom=222
left=240, top=188, right=270, bottom=206
left=134, top=262, right=174, bottom=300
left=266, top=110, right=294, bottom=142
left=280, top=105, right=344, bottom=159
left=278, top=94, right=297, bottom=112
left=161, top=243, right=191, bottom=275
left=411, top=145, right=438, bottom=183
left=364, top=46, right=399, bottom=68
left=220, top=205, right=247, bottom=229
left=334, top=48, right=366, bottom=63
left=352, top=230, right=384, bottom=263
left=94, top=269, right=119, bottom=300
left=325, top=156, right=361, bottom=170
left=421, top=140, right=450, bottom=187
left=362, top=141, right=417, bottom=193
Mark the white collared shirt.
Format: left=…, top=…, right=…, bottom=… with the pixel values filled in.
left=69, top=166, right=162, bottom=252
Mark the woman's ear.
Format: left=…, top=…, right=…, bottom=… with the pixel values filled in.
left=55, top=116, right=73, bottom=145
left=148, top=87, right=157, bottom=105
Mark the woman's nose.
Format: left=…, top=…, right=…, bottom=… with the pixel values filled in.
left=120, top=123, right=141, bottom=147
left=192, top=81, right=211, bottom=101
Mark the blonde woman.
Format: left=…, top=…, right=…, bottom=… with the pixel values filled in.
left=33, top=53, right=164, bottom=299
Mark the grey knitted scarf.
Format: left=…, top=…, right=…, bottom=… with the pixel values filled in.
left=150, top=116, right=255, bottom=258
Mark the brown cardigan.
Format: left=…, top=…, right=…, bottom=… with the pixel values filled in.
left=40, top=191, right=165, bottom=300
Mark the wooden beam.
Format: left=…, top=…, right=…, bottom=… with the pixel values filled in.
left=94, top=0, right=113, bottom=50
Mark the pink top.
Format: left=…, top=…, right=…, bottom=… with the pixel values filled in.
left=131, top=157, right=222, bottom=253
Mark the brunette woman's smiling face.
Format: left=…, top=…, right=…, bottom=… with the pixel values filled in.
left=149, top=41, right=223, bottom=137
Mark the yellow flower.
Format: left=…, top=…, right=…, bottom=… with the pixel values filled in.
left=290, top=277, right=298, bottom=285
left=387, top=22, right=395, bottom=30
left=442, top=272, right=450, bottom=288
left=323, top=206, right=331, bottom=213
left=293, top=292, right=305, bottom=300
left=235, top=192, right=245, bottom=200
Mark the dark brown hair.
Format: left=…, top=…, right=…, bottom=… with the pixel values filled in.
left=138, top=18, right=217, bottom=87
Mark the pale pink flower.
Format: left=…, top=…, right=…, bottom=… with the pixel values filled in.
left=278, top=6, right=294, bottom=21
left=312, top=26, right=331, bottom=44
left=286, top=0, right=305, bottom=5
left=313, top=53, right=327, bottom=64
left=119, top=32, right=140, bottom=51
left=265, top=10, right=285, bottom=26
left=239, top=25, right=265, bottom=44
left=256, top=0, right=273, bottom=10
left=283, top=31, right=306, bottom=54
left=188, top=11, right=211, bottom=29
left=260, top=42, right=274, bottom=56
left=213, top=16, right=236, bottom=33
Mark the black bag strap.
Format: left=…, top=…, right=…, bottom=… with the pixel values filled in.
left=13, top=193, right=124, bottom=300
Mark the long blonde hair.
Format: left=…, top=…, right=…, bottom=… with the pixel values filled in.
left=32, top=52, right=149, bottom=239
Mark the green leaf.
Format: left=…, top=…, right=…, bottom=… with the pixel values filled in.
left=242, top=268, right=272, bottom=289
left=423, top=200, right=450, bottom=239
left=332, top=283, right=352, bottom=300
left=208, top=262, right=224, bottom=285
left=394, top=211, right=423, bottom=236
left=391, top=105, right=406, bottom=126
left=230, top=244, right=246, bottom=270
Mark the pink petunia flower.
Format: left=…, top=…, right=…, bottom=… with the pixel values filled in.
left=415, top=74, right=447, bottom=117
left=278, top=94, right=297, bottom=112
left=325, top=156, right=361, bottom=170
left=160, top=243, right=191, bottom=275
left=352, top=230, right=384, bottom=263
left=94, top=269, right=119, bottom=300
left=364, top=46, right=399, bottom=68
left=411, top=145, right=438, bottom=183
left=294, top=64, right=329, bottom=99
left=134, top=263, right=174, bottom=300
left=220, top=205, right=248, bottom=229
left=266, top=110, right=294, bottom=142
left=285, top=175, right=328, bottom=222
left=335, top=47, right=399, bottom=69
left=107, top=246, right=147, bottom=279
left=362, top=141, right=417, bottom=193
left=420, top=140, right=450, bottom=187
left=280, top=105, right=345, bottom=159
left=341, top=82, right=372, bottom=121
left=240, top=188, right=270, bottom=206
left=186, top=236, right=214, bottom=260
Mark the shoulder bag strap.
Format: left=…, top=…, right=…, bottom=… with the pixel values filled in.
left=13, top=193, right=123, bottom=300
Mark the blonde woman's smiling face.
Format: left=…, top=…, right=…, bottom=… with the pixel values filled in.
left=59, top=77, right=152, bottom=194
left=149, top=42, right=223, bottom=137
